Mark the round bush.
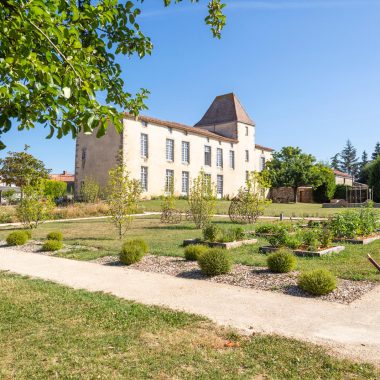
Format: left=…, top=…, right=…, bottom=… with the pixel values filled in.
left=120, top=239, right=148, bottom=265
left=22, top=230, right=32, bottom=239
left=42, top=240, right=63, bottom=251
left=47, top=231, right=63, bottom=241
left=267, top=248, right=297, bottom=273
left=197, top=248, right=233, bottom=276
left=184, top=245, right=207, bottom=261
left=6, top=231, right=29, bottom=246
left=298, top=269, right=337, bottom=295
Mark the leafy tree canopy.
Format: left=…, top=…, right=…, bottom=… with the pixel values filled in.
left=367, top=157, right=380, bottom=202
left=0, top=146, right=50, bottom=188
left=372, top=142, right=380, bottom=161
left=0, top=0, right=226, bottom=148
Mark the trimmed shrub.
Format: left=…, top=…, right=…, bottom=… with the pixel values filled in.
left=6, top=231, right=29, bottom=246
left=202, top=224, right=220, bottom=242
left=267, top=248, right=297, bottom=273
left=232, top=226, right=245, bottom=241
left=22, top=229, right=32, bottom=239
left=120, top=239, right=148, bottom=265
left=184, top=245, right=208, bottom=261
left=42, top=240, right=63, bottom=251
left=47, top=231, right=63, bottom=241
left=298, top=269, right=337, bottom=295
left=197, top=248, right=233, bottom=276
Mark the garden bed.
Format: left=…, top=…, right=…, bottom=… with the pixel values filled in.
left=333, top=235, right=380, bottom=245
left=93, top=254, right=377, bottom=304
left=183, top=238, right=258, bottom=250
left=259, top=245, right=345, bottom=257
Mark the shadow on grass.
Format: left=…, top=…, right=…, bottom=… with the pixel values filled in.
left=70, top=237, right=114, bottom=241
left=145, top=224, right=197, bottom=231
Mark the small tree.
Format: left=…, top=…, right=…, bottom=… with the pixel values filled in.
left=368, top=157, right=380, bottom=202
left=16, top=181, right=55, bottom=229
left=229, top=171, right=271, bottom=224
left=80, top=177, right=100, bottom=203
left=106, top=163, right=142, bottom=239
left=188, top=170, right=216, bottom=229
left=160, top=180, right=181, bottom=224
left=2, top=189, right=17, bottom=205
left=311, top=165, right=336, bottom=203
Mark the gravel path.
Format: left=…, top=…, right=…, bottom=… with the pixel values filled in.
left=93, top=255, right=377, bottom=304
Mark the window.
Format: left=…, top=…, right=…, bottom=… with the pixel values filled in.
left=245, top=126, right=249, bottom=136
left=141, top=133, right=148, bottom=158
left=204, top=146, right=211, bottom=166
left=165, top=169, right=174, bottom=193
left=217, top=175, right=223, bottom=197
left=142, top=121, right=148, bottom=127
left=81, top=148, right=87, bottom=169
left=216, top=148, right=223, bottom=168
left=204, top=174, right=211, bottom=189
left=166, top=139, right=174, bottom=161
left=260, top=157, right=266, bottom=171
left=182, top=141, right=190, bottom=164
left=141, top=166, right=148, bottom=192
left=245, top=150, right=249, bottom=162
left=182, top=171, right=189, bottom=195
left=229, top=150, right=235, bottom=169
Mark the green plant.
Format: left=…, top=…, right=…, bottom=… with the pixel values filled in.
left=22, top=230, right=32, bottom=239
left=285, top=234, right=302, bottom=249
left=47, top=231, right=63, bottom=241
left=301, top=229, right=321, bottom=252
left=267, top=249, right=297, bottom=273
left=44, top=180, right=67, bottom=199
left=42, top=240, right=63, bottom=251
left=106, top=162, right=142, bottom=239
left=298, top=269, right=337, bottom=295
left=2, top=189, right=17, bottom=205
left=197, top=248, right=233, bottom=276
left=267, top=226, right=289, bottom=247
left=202, top=224, right=220, bottom=242
left=6, top=231, right=29, bottom=246
left=80, top=177, right=100, bottom=203
left=119, top=239, right=148, bottom=265
left=184, top=245, right=207, bottom=261
left=16, top=181, right=55, bottom=229
left=188, top=170, right=217, bottom=229
left=232, top=226, right=245, bottom=241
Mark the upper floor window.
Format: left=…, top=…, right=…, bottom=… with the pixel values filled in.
left=260, top=157, right=266, bottom=171
left=141, top=166, right=148, bottom=192
left=204, top=146, right=211, bottom=166
left=166, top=139, right=174, bottom=162
left=141, top=133, right=148, bottom=158
left=81, top=148, right=87, bottom=169
left=182, top=141, right=190, bottom=164
left=165, top=169, right=174, bottom=193
left=245, top=126, right=249, bottom=136
left=229, top=150, right=235, bottom=169
left=216, top=148, right=223, bottom=168
left=142, top=121, right=148, bottom=127
left=245, top=150, right=249, bottom=162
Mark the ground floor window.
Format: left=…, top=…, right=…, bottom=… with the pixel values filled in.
left=182, top=171, right=189, bottom=195
left=165, top=169, right=174, bottom=193
left=141, top=166, right=148, bottom=192
left=217, top=175, right=223, bottom=198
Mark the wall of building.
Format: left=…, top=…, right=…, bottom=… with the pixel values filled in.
left=121, top=118, right=257, bottom=198
left=74, top=125, right=122, bottom=196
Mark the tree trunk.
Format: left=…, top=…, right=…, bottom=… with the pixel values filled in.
left=293, top=187, right=298, bottom=203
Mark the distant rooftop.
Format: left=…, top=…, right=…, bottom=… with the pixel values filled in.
left=194, top=93, right=255, bottom=128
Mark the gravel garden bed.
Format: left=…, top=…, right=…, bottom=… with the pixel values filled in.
left=93, top=254, right=377, bottom=304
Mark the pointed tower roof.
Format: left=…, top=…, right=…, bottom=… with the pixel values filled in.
left=194, top=93, right=255, bottom=127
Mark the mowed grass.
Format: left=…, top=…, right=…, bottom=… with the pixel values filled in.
left=140, top=199, right=359, bottom=218
left=0, top=272, right=378, bottom=379
left=2, top=215, right=380, bottom=281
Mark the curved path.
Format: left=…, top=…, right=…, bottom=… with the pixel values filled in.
left=0, top=248, right=379, bottom=366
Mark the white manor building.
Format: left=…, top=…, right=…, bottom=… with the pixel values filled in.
left=74, top=93, right=274, bottom=198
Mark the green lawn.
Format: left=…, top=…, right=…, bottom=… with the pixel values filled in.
left=0, top=273, right=377, bottom=379
left=140, top=199, right=371, bottom=218
left=2, top=215, right=380, bottom=281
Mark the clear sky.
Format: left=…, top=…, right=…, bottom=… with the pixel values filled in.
left=2, top=0, right=380, bottom=172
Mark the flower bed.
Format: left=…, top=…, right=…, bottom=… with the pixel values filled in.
left=259, top=245, right=345, bottom=257
left=333, top=235, right=380, bottom=245
left=183, top=238, right=258, bottom=250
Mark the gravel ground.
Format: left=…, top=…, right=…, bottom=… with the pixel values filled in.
left=94, top=254, right=378, bottom=304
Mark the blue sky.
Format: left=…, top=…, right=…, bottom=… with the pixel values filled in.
left=2, top=0, right=380, bottom=172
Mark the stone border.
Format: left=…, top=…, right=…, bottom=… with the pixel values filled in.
left=259, top=245, right=345, bottom=257
left=334, top=235, right=380, bottom=245
left=183, top=238, right=258, bottom=250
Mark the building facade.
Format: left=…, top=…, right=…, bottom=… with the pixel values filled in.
left=75, top=93, right=274, bottom=198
